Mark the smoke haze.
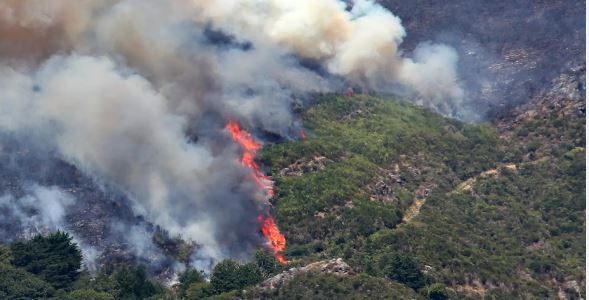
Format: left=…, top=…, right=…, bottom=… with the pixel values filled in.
left=0, top=0, right=468, bottom=267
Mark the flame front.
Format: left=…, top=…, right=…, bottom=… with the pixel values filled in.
left=226, top=120, right=287, bottom=264
left=258, top=214, right=288, bottom=264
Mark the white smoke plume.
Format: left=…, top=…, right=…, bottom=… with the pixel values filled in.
left=0, top=0, right=466, bottom=266
left=0, top=55, right=263, bottom=263
left=188, top=0, right=465, bottom=115
left=0, top=185, right=74, bottom=238
left=0, top=184, right=102, bottom=270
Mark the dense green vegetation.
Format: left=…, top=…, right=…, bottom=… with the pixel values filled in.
left=244, top=272, right=421, bottom=299
left=263, top=96, right=501, bottom=247
left=262, top=95, right=503, bottom=262
left=260, top=95, right=585, bottom=299
left=0, top=235, right=284, bottom=299
left=0, top=264, right=56, bottom=299
left=0, top=232, right=168, bottom=300
left=1, top=94, right=583, bottom=299
left=10, top=231, right=82, bottom=289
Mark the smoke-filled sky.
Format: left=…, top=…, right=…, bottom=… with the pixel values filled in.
left=0, top=0, right=467, bottom=265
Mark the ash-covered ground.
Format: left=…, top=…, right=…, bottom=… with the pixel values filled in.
left=381, top=0, right=585, bottom=117
left=0, top=133, right=185, bottom=278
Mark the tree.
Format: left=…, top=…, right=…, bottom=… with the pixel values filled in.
left=237, top=262, right=264, bottom=287
left=382, top=253, right=426, bottom=290
left=186, top=282, right=212, bottom=300
left=112, top=266, right=159, bottom=300
left=10, top=231, right=82, bottom=289
left=210, top=260, right=241, bottom=294
left=178, top=268, right=206, bottom=297
left=254, top=249, right=281, bottom=278
left=210, top=259, right=263, bottom=294
left=422, top=283, right=449, bottom=300
left=0, top=263, right=55, bottom=299
left=67, top=289, right=114, bottom=300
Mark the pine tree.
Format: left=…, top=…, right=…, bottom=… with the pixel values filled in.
left=10, top=231, right=82, bottom=289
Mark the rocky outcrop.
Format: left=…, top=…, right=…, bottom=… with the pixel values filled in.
left=259, top=258, right=351, bottom=290
left=279, top=156, right=333, bottom=177
left=496, top=63, right=585, bottom=161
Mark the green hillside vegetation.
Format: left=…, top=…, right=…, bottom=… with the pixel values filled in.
left=245, top=272, right=422, bottom=299
left=263, top=96, right=500, bottom=247
left=0, top=232, right=168, bottom=300
left=261, top=95, right=585, bottom=299
left=0, top=235, right=292, bottom=300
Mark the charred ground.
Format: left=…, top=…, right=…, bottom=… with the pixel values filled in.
left=381, top=0, right=585, bottom=118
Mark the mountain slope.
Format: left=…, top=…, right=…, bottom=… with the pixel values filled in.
left=261, top=82, right=585, bottom=299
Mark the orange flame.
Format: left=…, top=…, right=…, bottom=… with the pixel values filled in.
left=226, top=121, right=261, bottom=152
left=226, top=121, right=273, bottom=197
left=226, top=120, right=287, bottom=264
left=299, top=129, right=307, bottom=140
left=258, top=214, right=287, bottom=264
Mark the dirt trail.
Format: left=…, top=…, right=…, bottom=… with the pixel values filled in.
left=401, top=163, right=518, bottom=223
left=453, top=163, right=517, bottom=194
left=402, top=198, right=426, bottom=223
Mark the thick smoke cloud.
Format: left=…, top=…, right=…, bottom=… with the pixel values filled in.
left=188, top=0, right=465, bottom=116
left=0, top=55, right=264, bottom=263
left=0, top=0, right=466, bottom=266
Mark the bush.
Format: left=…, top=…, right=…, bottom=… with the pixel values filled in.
left=0, top=263, right=55, bottom=299
left=178, top=268, right=205, bottom=297
left=186, top=282, right=212, bottom=299
left=10, top=231, right=82, bottom=289
left=210, top=260, right=263, bottom=294
left=254, top=249, right=282, bottom=278
left=0, top=245, right=11, bottom=264
left=421, top=283, right=449, bottom=300
left=112, top=266, right=159, bottom=300
left=245, top=272, right=421, bottom=299
left=67, top=289, right=114, bottom=300
left=382, top=253, right=426, bottom=290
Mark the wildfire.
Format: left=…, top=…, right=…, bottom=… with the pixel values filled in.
left=299, top=129, right=307, bottom=140
left=258, top=214, right=288, bottom=264
left=226, top=121, right=274, bottom=197
left=225, top=120, right=287, bottom=264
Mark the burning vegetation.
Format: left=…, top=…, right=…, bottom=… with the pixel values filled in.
left=225, top=120, right=287, bottom=264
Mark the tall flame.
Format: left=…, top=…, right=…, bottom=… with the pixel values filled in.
left=258, top=214, right=288, bottom=264
left=226, top=120, right=287, bottom=264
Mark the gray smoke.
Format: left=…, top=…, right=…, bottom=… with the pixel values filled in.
left=0, top=0, right=467, bottom=267
left=0, top=185, right=73, bottom=239
left=0, top=184, right=101, bottom=270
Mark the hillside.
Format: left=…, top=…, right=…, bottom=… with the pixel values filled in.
left=379, top=0, right=585, bottom=118
left=0, top=81, right=584, bottom=299
left=0, top=0, right=585, bottom=299
left=261, top=81, right=584, bottom=298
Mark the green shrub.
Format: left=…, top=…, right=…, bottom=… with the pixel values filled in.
left=254, top=249, right=282, bottom=278
left=10, top=231, right=82, bottom=289
left=112, top=266, right=159, bottom=300
left=185, top=282, right=212, bottom=300
left=178, top=268, right=206, bottom=297
left=0, top=245, right=11, bottom=264
left=66, top=289, right=114, bottom=300
left=421, top=283, right=449, bottom=300
left=0, top=263, right=55, bottom=299
left=382, top=253, right=426, bottom=290
left=210, top=259, right=263, bottom=294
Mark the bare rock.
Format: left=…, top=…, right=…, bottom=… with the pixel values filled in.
left=259, top=258, right=351, bottom=290
left=280, top=156, right=333, bottom=177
